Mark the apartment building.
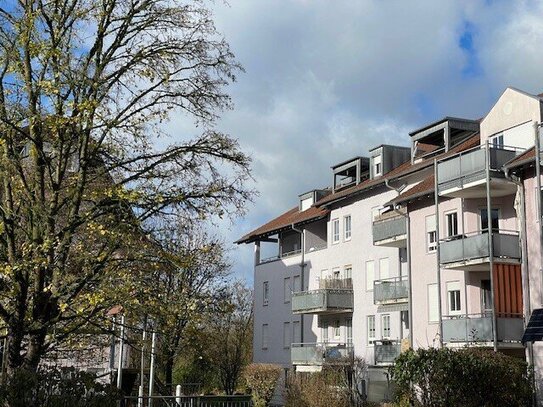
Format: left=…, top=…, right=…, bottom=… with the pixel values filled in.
left=237, top=87, right=543, bottom=404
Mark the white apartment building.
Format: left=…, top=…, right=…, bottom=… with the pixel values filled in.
left=237, top=87, right=543, bottom=405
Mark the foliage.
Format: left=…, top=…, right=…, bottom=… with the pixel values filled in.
left=285, top=358, right=369, bottom=407
left=390, top=347, right=533, bottom=407
left=0, top=0, right=252, bottom=374
left=0, top=366, right=119, bottom=407
left=244, top=363, right=282, bottom=407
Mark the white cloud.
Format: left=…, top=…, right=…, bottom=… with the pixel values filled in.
left=165, top=0, right=543, bottom=282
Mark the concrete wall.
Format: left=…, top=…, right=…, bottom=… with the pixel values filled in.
left=480, top=87, right=541, bottom=146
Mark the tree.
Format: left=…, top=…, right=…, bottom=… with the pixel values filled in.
left=0, top=0, right=251, bottom=375
left=148, top=225, right=232, bottom=389
left=206, top=282, right=253, bottom=395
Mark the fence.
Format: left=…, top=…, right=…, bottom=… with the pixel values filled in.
left=122, top=395, right=253, bottom=407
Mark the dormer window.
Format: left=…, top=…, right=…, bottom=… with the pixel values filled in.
left=373, top=155, right=382, bottom=176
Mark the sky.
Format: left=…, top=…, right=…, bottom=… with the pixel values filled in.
left=167, top=0, right=543, bottom=283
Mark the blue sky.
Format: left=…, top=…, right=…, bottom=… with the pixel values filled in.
left=165, top=0, right=543, bottom=283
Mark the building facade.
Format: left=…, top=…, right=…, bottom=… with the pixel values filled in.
left=237, top=87, right=543, bottom=404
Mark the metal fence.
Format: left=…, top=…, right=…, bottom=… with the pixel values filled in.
left=122, top=395, right=253, bottom=407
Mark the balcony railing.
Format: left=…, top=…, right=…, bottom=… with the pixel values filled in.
left=292, top=284, right=353, bottom=314
left=374, top=277, right=409, bottom=305
left=439, top=230, right=520, bottom=266
left=291, top=342, right=353, bottom=365
left=442, top=313, right=524, bottom=343
left=437, top=145, right=520, bottom=195
left=259, top=248, right=302, bottom=264
left=374, top=340, right=401, bottom=365
left=372, top=210, right=407, bottom=245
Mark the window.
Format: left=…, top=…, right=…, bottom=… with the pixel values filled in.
left=491, top=134, right=504, bottom=148
left=426, top=215, right=437, bottom=253
left=366, top=261, right=375, bottom=291
left=428, top=284, right=439, bottom=322
left=283, top=277, right=291, bottom=303
left=293, top=320, right=301, bottom=344
left=447, top=281, right=461, bottom=315
left=283, top=322, right=291, bottom=349
left=263, top=281, right=269, bottom=306
left=344, top=266, right=352, bottom=280
left=367, top=315, right=376, bottom=344
left=332, top=267, right=341, bottom=280
left=381, top=314, right=391, bottom=338
left=379, top=258, right=389, bottom=280
left=262, top=324, right=269, bottom=349
left=445, top=212, right=458, bottom=238
left=293, top=275, right=301, bottom=293
left=401, top=310, right=409, bottom=330
left=374, top=155, right=382, bottom=176
left=333, top=320, right=341, bottom=339
left=321, top=320, right=328, bottom=342
left=346, top=318, right=353, bottom=344
left=481, top=280, right=492, bottom=315
left=344, top=215, right=352, bottom=240
left=332, top=219, right=340, bottom=243
left=480, top=208, right=499, bottom=232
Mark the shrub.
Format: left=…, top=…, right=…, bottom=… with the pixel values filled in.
left=390, top=347, right=533, bottom=407
left=244, top=363, right=281, bottom=407
left=285, top=370, right=349, bottom=407
left=0, top=366, right=120, bottom=407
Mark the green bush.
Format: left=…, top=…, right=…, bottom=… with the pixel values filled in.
left=390, top=347, right=533, bottom=407
left=244, top=363, right=281, bottom=407
left=0, top=366, right=120, bottom=407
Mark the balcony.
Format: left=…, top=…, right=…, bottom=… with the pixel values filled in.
left=259, top=249, right=301, bottom=264
left=291, top=342, right=353, bottom=365
left=374, top=277, right=409, bottom=305
left=374, top=340, right=401, bottom=365
left=437, top=145, right=520, bottom=198
left=439, top=231, right=520, bottom=269
left=442, top=314, right=524, bottom=345
left=372, top=209, right=407, bottom=247
left=292, top=278, right=353, bottom=315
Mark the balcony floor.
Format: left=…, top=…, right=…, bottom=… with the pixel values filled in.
left=374, top=234, right=407, bottom=248
left=441, top=256, right=521, bottom=270
left=438, top=177, right=517, bottom=199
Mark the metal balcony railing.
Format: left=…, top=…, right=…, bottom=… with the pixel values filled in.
left=374, top=340, right=401, bottom=365
left=374, top=277, right=409, bottom=304
left=442, top=313, right=524, bottom=343
left=439, top=230, right=520, bottom=265
left=437, top=144, right=521, bottom=194
left=372, top=215, right=407, bottom=244
left=291, top=285, right=353, bottom=314
left=291, top=342, right=353, bottom=365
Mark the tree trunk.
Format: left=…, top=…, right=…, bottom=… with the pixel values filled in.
left=165, top=355, right=174, bottom=394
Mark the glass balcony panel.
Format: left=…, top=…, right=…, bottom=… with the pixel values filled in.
left=439, top=232, right=520, bottom=265
left=372, top=216, right=407, bottom=244
left=374, top=277, right=409, bottom=304
left=442, top=314, right=523, bottom=343
left=291, top=286, right=353, bottom=314
left=291, top=342, right=353, bottom=365
left=374, top=341, right=401, bottom=365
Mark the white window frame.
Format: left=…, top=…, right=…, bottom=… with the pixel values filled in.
left=447, top=281, right=462, bottom=316
left=344, top=215, right=352, bottom=241
left=283, top=322, right=291, bottom=349
left=293, top=275, right=301, bottom=293
left=379, top=258, right=389, bottom=280
left=491, top=133, right=504, bottom=149
left=332, top=218, right=340, bottom=244
left=426, top=215, right=437, bottom=253
left=345, top=318, right=353, bottom=344
left=381, top=314, right=391, bottom=339
left=445, top=211, right=458, bottom=238
left=374, top=155, right=382, bottom=176
left=293, top=320, right=301, bottom=344
left=283, top=277, right=291, bottom=304
left=333, top=320, right=341, bottom=339
left=332, top=267, right=341, bottom=280
left=365, top=260, right=375, bottom=291
left=367, top=315, right=376, bottom=344
left=321, top=320, right=329, bottom=343
left=263, top=281, right=269, bottom=306
left=344, top=265, right=352, bottom=280
left=262, top=324, right=269, bottom=349
left=479, top=207, right=500, bottom=232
